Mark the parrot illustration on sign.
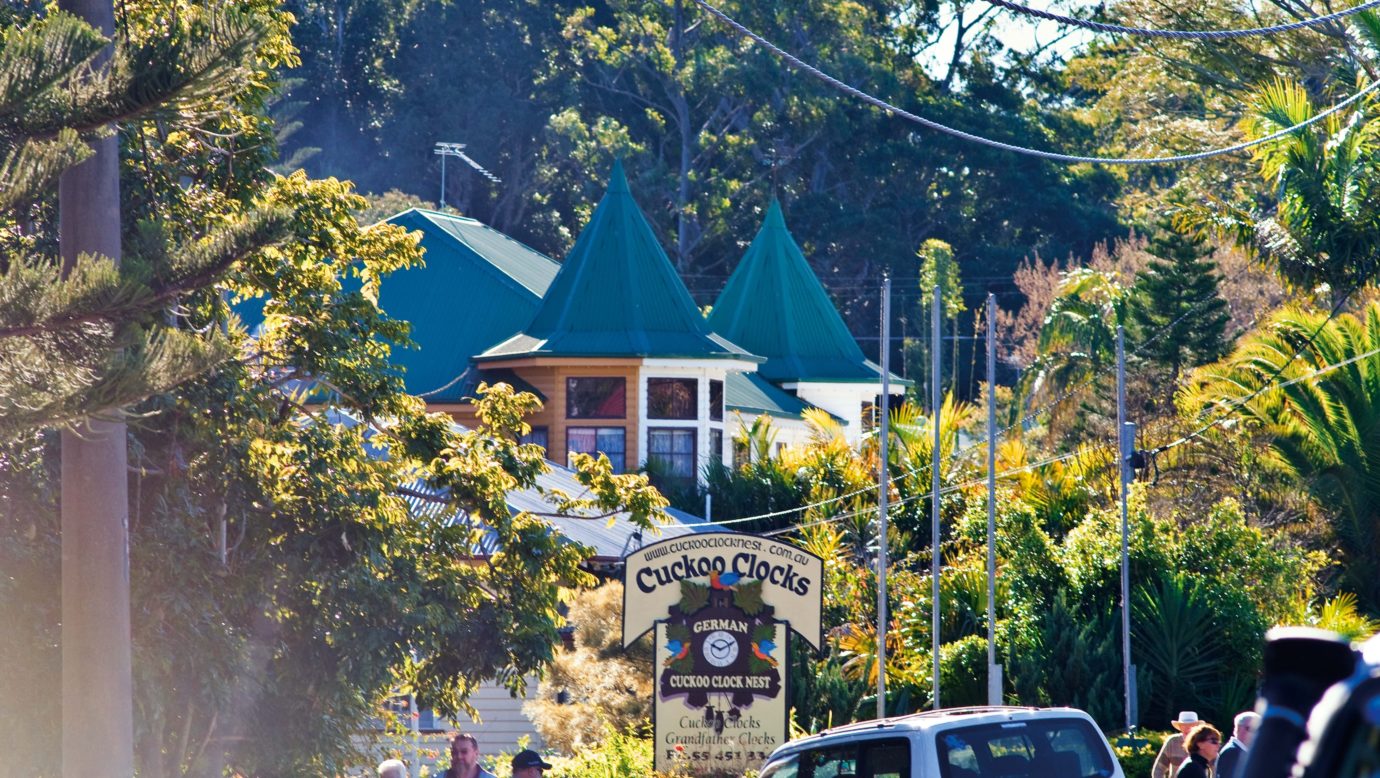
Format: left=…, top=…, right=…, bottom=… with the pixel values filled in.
left=664, top=638, right=690, bottom=666
left=751, top=638, right=778, bottom=667
left=709, top=570, right=742, bottom=590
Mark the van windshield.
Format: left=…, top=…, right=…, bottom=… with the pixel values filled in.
left=936, top=717, right=1116, bottom=778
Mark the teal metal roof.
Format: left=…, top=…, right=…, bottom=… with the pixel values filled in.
left=725, top=372, right=843, bottom=424
left=379, top=209, right=560, bottom=399
left=708, top=199, right=902, bottom=384
left=478, top=162, right=757, bottom=362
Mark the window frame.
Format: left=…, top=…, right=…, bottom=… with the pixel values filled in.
left=566, top=376, right=627, bottom=419
left=567, top=425, right=627, bottom=472
left=647, top=376, right=699, bottom=420
left=709, top=379, right=724, bottom=422
left=647, top=426, right=698, bottom=484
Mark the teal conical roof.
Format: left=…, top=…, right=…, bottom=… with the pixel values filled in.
left=708, top=199, right=883, bottom=383
left=479, top=161, right=754, bottom=361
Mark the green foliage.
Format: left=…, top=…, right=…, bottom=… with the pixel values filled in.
left=0, top=7, right=287, bottom=433
left=680, top=579, right=711, bottom=614
left=1186, top=303, right=1380, bottom=613
left=526, top=724, right=687, bottom=778
left=1016, top=268, right=1131, bottom=435
left=734, top=579, right=766, bottom=616
left=938, top=634, right=990, bottom=708
left=1181, top=78, right=1380, bottom=299
left=525, top=583, right=655, bottom=755
left=1129, top=212, right=1231, bottom=390
left=1114, top=734, right=1164, bottom=778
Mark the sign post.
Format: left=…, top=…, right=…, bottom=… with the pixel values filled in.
left=624, top=532, right=823, bottom=776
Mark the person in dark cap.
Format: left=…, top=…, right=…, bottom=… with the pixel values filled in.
left=510, top=748, right=553, bottom=778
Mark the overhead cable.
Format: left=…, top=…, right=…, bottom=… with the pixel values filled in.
left=979, top=0, right=1380, bottom=40
left=1150, top=287, right=1362, bottom=455
left=692, top=0, right=1380, bottom=166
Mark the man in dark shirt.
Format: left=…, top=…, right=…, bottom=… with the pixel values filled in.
left=1216, top=711, right=1260, bottom=778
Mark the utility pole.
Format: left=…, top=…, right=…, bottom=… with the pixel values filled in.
left=58, top=0, right=133, bottom=775
left=876, top=274, right=891, bottom=720
left=931, top=284, right=942, bottom=710
left=986, top=294, right=1001, bottom=705
left=1117, top=326, right=1136, bottom=733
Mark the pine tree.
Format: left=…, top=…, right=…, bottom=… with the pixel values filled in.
left=1130, top=215, right=1231, bottom=387
left=0, top=8, right=282, bottom=433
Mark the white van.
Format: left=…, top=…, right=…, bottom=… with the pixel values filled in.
left=758, top=706, right=1125, bottom=778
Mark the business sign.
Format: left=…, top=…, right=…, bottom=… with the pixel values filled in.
left=653, top=609, right=787, bottom=774
left=623, top=532, right=824, bottom=650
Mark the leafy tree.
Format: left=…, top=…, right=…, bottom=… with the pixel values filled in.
left=1128, top=213, right=1231, bottom=395
left=1186, top=303, right=1380, bottom=614
left=0, top=5, right=673, bottom=776
left=1184, top=79, right=1380, bottom=302
left=911, top=238, right=967, bottom=405
left=1016, top=268, right=1131, bottom=440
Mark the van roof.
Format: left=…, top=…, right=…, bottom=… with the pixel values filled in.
left=773, top=706, right=1093, bottom=753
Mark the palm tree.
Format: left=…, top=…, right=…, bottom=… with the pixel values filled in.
left=1185, top=303, right=1380, bottom=612
left=1016, top=269, right=1131, bottom=435
left=1181, top=79, right=1380, bottom=301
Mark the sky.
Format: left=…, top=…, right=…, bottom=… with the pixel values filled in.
left=916, top=0, right=1098, bottom=79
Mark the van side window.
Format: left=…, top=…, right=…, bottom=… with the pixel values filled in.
left=802, top=746, right=856, bottom=777
left=799, top=739, right=910, bottom=778
left=936, top=718, right=1115, bottom=778
left=860, top=739, right=910, bottom=778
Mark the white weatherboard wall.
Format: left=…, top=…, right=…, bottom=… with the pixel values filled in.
left=351, top=679, right=541, bottom=777
left=789, top=382, right=895, bottom=446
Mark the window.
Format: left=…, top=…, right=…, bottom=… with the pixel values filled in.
left=733, top=437, right=751, bottom=469
left=861, top=401, right=879, bottom=433
left=567, top=426, right=626, bottom=472
left=648, top=377, right=697, bottom=419
left=802, top=745, right=856, bottom=778
left=796, top=738, right=910, bottom=778
left=710, top=428, right=724, bottom=467
left=709, top=379, right=724, bottom=421
left=759, top=755, right=799, bottom=778
left=567, top=377, right=625, bottom=419
left=648, top=428, right=697, bottom=482
left=935, top=717, right=1113, bottom=778
left=521, top=426, right=549, bottom=451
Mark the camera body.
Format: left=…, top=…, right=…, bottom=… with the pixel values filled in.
left=1241, top=628, right=1380, bottom=778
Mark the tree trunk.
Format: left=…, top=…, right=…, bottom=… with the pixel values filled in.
left=57, top=1, right=133, bottom=776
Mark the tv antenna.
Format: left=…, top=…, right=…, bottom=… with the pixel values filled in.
left=434, top=142, right=501, bottom=208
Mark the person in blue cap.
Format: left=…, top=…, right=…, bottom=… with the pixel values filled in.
left=510, top=748, right=553, bottom=778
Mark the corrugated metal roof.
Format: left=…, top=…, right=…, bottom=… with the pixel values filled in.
left=443, top=366, right=547, bottom=403
left=327, top=409, right=716, bottom=559
left=477, top=162, right=756, bottom=363
left=379, top=210, right=560, bottom=400
left=401, top=454, right=715, bottom=560
left=708, top=199, right=902, bottom=384
left=725, top=371, right=843, bottom=424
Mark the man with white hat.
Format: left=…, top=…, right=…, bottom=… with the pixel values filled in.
left=1152, top=711, right=1202, bottom=778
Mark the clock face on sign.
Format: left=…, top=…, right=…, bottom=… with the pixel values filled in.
left=703, top=631, right=739, bottom=667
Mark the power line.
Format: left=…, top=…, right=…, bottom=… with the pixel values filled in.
left=1149, top=288, right=1364, bottom=456
left=980, top=0, right=1379, bottom=40
left=758, top=446, right=1101, bottom=538
left=692, top=0, right=1380, bottom=166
